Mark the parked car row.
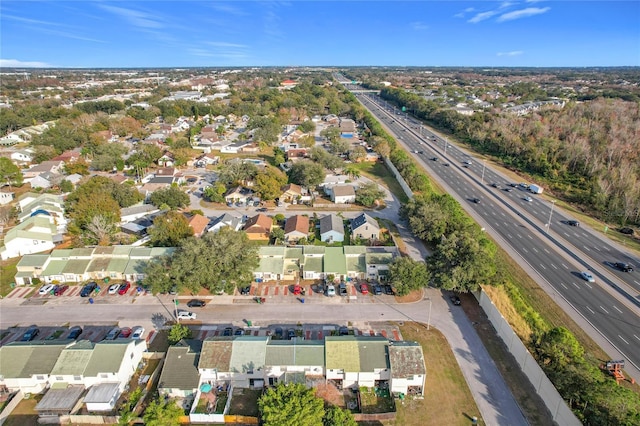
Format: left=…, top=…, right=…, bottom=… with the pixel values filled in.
left=103, top=326, right=145, bottom=340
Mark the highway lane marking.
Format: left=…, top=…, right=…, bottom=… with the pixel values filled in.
left=516, top=233, right=522, bottom=238
left=586, top=306, right=595, bottom=314
left=634, top=280, right=639, bottom=285
left=593, top=246, right=601, bottom=252
left=527, top=234, right=533, bottom=240
left=562, top=263, right=568, bottom=269
left=619, top=335, right=629, bottom=345
left=551, top=264, right=558, bottom=270
left=522, top=247, right=529, bottom=253
left=532, top=247, right=538, bottom=253
left=539, top=264, right=546, bottom=270
left=563, top=232, right=569, bottom=237
left=507, top=233, right=513, bottom=239
left=543, top=248, right=550, bottom=254
left=584, top=282, right=592, bottom=289
left=572, top=282, right=580, bottom=289
left=613, top=305, right=623, bottom=314
left=634, top=335, right=640, bottom=342
left=582, top=246, right=591, bottom=252
left=600, top=305, right=609, bottom=314
left=560, top=283, right=568, bottom=289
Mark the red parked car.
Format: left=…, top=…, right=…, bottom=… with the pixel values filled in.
left=118, top=282, right=131, bottom=295
left=53, top=285, right=69, bottom=296
left=360, top=283, right=369, bottom=295
left=118, top=327, right=132, bottom=338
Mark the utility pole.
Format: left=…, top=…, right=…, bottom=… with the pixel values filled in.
left=547, top=200, right=556, bottom=233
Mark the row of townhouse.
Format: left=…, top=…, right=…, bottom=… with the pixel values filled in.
left=159, top=336, right=425, bottom=422
left=13, top=246, right=175, bottom=286
left=254, top=245, right=398, bottom=282
left=0, top=193, right=67, bottom=260
left=13, top=244, right=396, bottom=286
left=0, top=339, right=147, bottom=414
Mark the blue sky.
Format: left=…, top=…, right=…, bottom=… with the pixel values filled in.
left=1, top=1, right=638, bottom=68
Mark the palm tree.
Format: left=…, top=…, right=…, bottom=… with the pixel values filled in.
left=344, top=166, right=361, bottom=180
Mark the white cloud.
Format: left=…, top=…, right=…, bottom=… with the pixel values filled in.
left=455, top=7, right=475, bottom=18
left=468, top=11, right=498, bottom=24
left=0, top=59, right=52, bottom=68
left=411, top=21, right=428, bottom=31
left=209, top=3, right=247, bottom=16
left=205, top=41, right=248, bottom=49
left=500, top=2, right=514, bottom=9
left=99, top=5, right=163, bottom=29
left=497, top=7, right=550, bottom=22
left=497, top=51, right=524, bottom=56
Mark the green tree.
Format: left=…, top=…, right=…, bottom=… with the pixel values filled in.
left=142, top=398, right=183, bottom=426
left=328, top=138, right=350, bottom=155
left=310, top=147, right=343, bottom=170
left=343, top=165, right=361, bottom=180
left=144, top=227, right=258, bottom=295
left=427, top=230, right=496, bottom=292
left=254, top=167, right=288, bottom=200
left=64, top=159, right=90, bottom=175
left=535, top=327, right=585, bottom=370
left=355, top=182, right=385, bottom=207
left=258, top=383, right=325, bottom=426
left=288, top=160, right=326, bottom=188
left=126, top=144, right=162, bottom=168
left=149, top=186, right=190, bottom=210
left=0, top=157, right=23, bottom=186
left=60, top=180, right=74, bottom=193
left=217, top=161, right=258, bottom=186
left=320, top=126, right=340, bottom=143
left=203, top=182, right=226, bottom=203
left=32, top=145, right=57, bottom=163
left=389, top=256, right=431, bottom=296
left=167, top=323, right=192, bottom=345
left=298, top=120, right=316, bottom=133
left=323, top=406, right=357, bottom=426
left=348, top=146, right=367, bottom=162
left=149, top=211, right=194, bottom=247
left=270, top=227, right=285, bottom=245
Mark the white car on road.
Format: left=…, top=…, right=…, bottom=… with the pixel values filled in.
left=177, top=311, right=197, bottom=320
left=108, top=284, right=120, bottom=295
left=580, top=271, right=595, bottom=283
left=131, top=326, right=145, bottom=339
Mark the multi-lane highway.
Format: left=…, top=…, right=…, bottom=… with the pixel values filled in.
left=339, top=78, right=640, bottom=379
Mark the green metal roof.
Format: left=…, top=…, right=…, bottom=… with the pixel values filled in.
left=17, top=254, right=50, bottom=268
left=325, top=336, right=389, bottom=372
left=88, top=257, right=112, bottom=272
left=365, top=252, right=394, bottom=265
left=346, top=255, right=366, bottom=273
left=50, top=249, right=73, bottom=259
left=303, top=246, right=325, bottom=255
left=265, top=341, right=325, bottom=366
left=0, top=342, right=67, bottom=378
left=258, top=256, right=284, bottom=275
left=61, top=259, right=91, bottom=275
left=84, top=341, right=134, bottom=376
left=112, top=246, right=134, bottom=256
left=130, top=248, right=152, bottom=258
left=124, top=259, right=148, bottom=275
left=259, top=246, right=285, bottom=256
left=50, top=344, right=95, bottom=376
left=69, top=248, right=95, bottom=257
left=343, top=246, right=367, bottom=255
left=284, top=247, right=303, bottom=262
left=150, top=247, right=176, bottom=257
left=107, top=257, right=130, bottom=273
left=41, top=259, right=68, bottom=276
left=324, top=247, right=347, bottom=274
left=92, top=246, right=115, bottom=255
left=303, top=256, right=323, bottom=273
left=229, top=336, right=268, bottom=373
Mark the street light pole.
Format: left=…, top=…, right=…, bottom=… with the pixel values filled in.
left=547, top=200, right=556, bottom=233
left=426, top=298, right=432, bottom=331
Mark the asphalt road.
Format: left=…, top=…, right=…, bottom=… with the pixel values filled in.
left=349, top=89, right=640, bottom=381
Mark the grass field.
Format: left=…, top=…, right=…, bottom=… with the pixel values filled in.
left=387, top=322, right=482, bottom=426
left=1, top=258, right=19, bottom=297
left=351, top=162, right=409, bottom=203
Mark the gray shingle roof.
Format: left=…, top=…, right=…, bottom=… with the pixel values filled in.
left=319, top=214, right=344, bottom=236
left=158, top=340, right=202, bottom=392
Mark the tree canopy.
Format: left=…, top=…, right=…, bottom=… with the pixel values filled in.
left=355, top=182, right=385, bottom=207
left=149, top=211, right=194, bottom=247
left=149, top=186, right=190, bottom=210
left=143, top=227, right=258, bottom=294
left=287, top=160, right=326, bottom=188
left=389, top=257, right=431, bottom=296
left=142, top=398, right=183, bottom=426
left=258, top=383, right=325, bottom=426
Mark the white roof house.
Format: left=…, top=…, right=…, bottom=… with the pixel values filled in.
left=0, top=216, right=60, bottom=260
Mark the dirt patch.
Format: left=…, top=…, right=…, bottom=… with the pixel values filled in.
left=315, top=382, right=346, bottom=408
left=394, top=289, right=423, bottom=303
